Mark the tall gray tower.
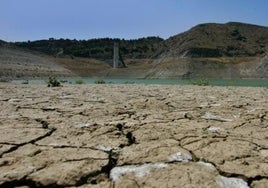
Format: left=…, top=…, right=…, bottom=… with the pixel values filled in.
left=113, top=42, right=126, bottom=68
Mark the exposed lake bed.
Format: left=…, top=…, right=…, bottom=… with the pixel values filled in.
left=0, top=83, right=267, bottom=187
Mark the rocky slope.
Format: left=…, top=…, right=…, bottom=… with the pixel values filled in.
left=0, top=83, right=267, bottom=187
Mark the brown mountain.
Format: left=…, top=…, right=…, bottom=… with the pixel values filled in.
left=148, top=22, right=268, bottom=78
left=1, top=22, right=268, bottom=79
left=159, top=22, right=268, bottom=58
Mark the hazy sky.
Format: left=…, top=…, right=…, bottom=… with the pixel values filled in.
left=1, top=0, right=268, bottom=42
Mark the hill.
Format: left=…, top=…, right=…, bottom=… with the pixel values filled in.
left=148, top=22, right=268, bottom=78
left=0, top=40, right=7, bottom=46
left=1, top=37, right=164, bottom=79
left=0, top=45, right=74, bottom=79
left=14, top=37, right=164, bottom=60
left=158, top=22, right=268, bottom=58
left=1, top=22, right=268, bottom=79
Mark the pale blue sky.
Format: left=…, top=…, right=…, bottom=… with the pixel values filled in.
left=0, top=0, right=268, bottom=41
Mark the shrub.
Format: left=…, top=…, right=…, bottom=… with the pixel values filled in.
left=47, top=77, right=61, bottom=87
left=75, top=79, right=84, bottom=84
left=60, top=79, right=68, bottom=83
left=191, top=79, right=209, bottom=86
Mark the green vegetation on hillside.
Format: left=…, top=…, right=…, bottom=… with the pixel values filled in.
left=10, top=22, right=268, bottom=61
left=14, top=37, right=164, bottom=60
left=0, top=40, right=6, bottom=46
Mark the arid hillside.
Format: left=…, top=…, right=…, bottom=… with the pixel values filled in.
left=148, top=22, right=268, bottom=78
left=159, top=22, right=268, bottom=58
left=1, top=22, right=268, bottom=79
left=0, top=45, right=74, bottom=79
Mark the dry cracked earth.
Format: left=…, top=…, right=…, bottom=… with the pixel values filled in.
left=0, top=83, right=267, bottom=188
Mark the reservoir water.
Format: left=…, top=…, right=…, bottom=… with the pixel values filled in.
left=15, top=78, right=268, bottom=87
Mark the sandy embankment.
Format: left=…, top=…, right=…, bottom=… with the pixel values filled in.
left=0, top=83, right=267, bottom=187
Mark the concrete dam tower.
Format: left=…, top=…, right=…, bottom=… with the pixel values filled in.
left=113, top=42, right=126, bottom=68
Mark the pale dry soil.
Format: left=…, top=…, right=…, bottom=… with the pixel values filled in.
left=0, top=83, right=267, bottom=188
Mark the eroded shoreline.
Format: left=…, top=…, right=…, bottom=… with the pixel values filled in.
left=0, top=83, right=267, bottom=187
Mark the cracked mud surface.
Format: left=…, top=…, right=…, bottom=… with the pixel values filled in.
left=0, top=83, right=267, bottom=187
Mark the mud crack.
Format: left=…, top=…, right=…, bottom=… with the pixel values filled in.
left=0, top=128, right=56, bottom=158
left=101, top=149, right=119, bottom=177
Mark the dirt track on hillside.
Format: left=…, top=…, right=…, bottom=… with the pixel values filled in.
left=0, top=83, right=267, bottom=187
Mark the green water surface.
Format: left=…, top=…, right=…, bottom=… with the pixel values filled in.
left=17, top=78, right=268, bottom=87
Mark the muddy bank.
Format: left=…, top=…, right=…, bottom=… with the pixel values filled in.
left=0, top=83, right=267, bottom=187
